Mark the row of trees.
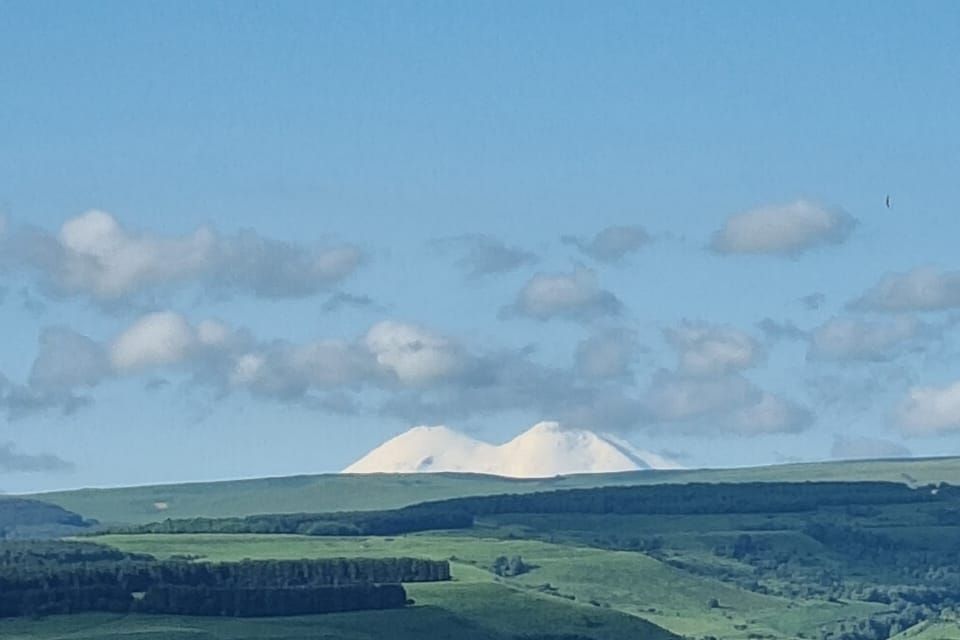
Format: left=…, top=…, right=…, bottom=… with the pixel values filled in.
left=108, top=506, right=474, bottom=537
left=0, top=583, right=408, bottom=618
left=420, top=481, right=953, bottom=517
left=103, top=481, right=956, bottom=540
left=0, top=556, right=449, bottom=592
left=0, top=541, right=446, bottom=619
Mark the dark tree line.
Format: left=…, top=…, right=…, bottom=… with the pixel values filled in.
left=101, top=482, right=956, bottom=539
left=105, top=506, right=474, bottom=537
left=417, top=481, right=953, bottom=518
left=0, top=541, right=447, bottom=619
left=136, top=584, right=407, bottom=617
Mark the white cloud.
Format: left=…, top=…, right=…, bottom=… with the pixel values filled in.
left=506, top=267, right=622, bottom=321
left=710, top=200, right=856, bottom=256
left=55, top=210, right=215, bottom=299
left=212, top=229, right=363, bottom=298
left=365, top=321, right=465, bottom=385
left=808, top=316, right=925, bottom=362
left=562, top=225, right=651, bottom=263
left=5, top=210, right=363, bottom=303
left=665, top=323, right=763, bottom=376
left=852, top=267, right=960, bottom=312
left=109, top=311, right=199, bottom=371
left=898, top=380, right=960, bottom=436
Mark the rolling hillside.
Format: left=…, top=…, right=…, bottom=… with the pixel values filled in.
left=27, top=456, right=960, bottom=526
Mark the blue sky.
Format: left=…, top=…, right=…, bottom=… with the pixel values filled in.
left=2, top=1, right=960, bottom=492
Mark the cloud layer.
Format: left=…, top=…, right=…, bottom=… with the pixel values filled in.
left=710, top=200, right=856, bottom=256
left=898, top=380, right=960, bottom=436
left=505, top=267, right=622, bottom=321
left=665, top=323, right=764, bottom=376
left=808, top=316, right=928, bottom=362
left=853, top=267, right=960, bottom=312
left=3, top=210, right=363, bottom=304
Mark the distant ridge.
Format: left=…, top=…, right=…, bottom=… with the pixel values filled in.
left=344, top=421, right=682, bottom=477
left=27, top=456, right=960, bottom=527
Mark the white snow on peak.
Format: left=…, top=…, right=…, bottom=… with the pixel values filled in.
left=343, top=421, right=681, bottom=478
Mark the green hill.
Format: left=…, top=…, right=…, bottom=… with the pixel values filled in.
left=0, top=497, right=94, bottom=538
left=28, top=456, right=960, bottom=526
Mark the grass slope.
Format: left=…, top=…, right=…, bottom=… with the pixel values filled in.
left=0, top=597, right=672, bottom=640
left=0, top=548, right=676, bottom=640
left=95, top=532, right=881, bottom=639
left=30, top=456, right=960, bottom=526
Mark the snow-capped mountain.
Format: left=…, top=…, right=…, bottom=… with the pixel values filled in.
left=343, top=421, right=681, bottom=477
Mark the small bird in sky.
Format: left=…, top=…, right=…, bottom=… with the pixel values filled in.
left=885, top=195, right=891, bottom=209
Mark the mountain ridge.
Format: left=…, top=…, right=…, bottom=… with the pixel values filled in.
left=344, top=421, right=681, bottom=477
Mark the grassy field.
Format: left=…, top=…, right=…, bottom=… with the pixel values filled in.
left=92, top=532, right=883, bottom=639
left=0, top=533, right=679, bottom=640
left=29, top=456, right=960, bottom=526
left=0, top=591, right=675, bottom=640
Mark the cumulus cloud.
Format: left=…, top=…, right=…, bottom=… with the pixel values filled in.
left=641, top=371, right=811, bottom=435
left=665, top=323, right=764, bottom=376
left=5, top=306, right=817, bottom=438
left=3, top=210, right=363, bottom=303
left=562, top=225, right=650, bottom=263
left=808, top=316, right=930, bottom=362
left=575, top=329, right=641, bottom=380
left=831, top=435, right=911, bottom=460
left=364, top=321, right=466, bottom=386
left=10, top=313, right=474, bottom=413
left=898, top=380, right=960, bottom=436
left=637, top=323, right=811, bottom=435
left=230, top=340, right=374, bottom=399
left=110, top=312, right=199, bottom=371
left=211, top=229, right=363, bottom=298
left=710, top=200, right=856, bottom=256
left=0, top=442, right=74, bottom=473
left=434, top=234, right=537, bottom=279
left=505, top=267, right=622, bottom=322
left=852, top=267, right=960, bottom=312
left=377, top=349, right=651, bottom=435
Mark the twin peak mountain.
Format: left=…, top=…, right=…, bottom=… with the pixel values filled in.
left=344, top=421, right=681, bottom=478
